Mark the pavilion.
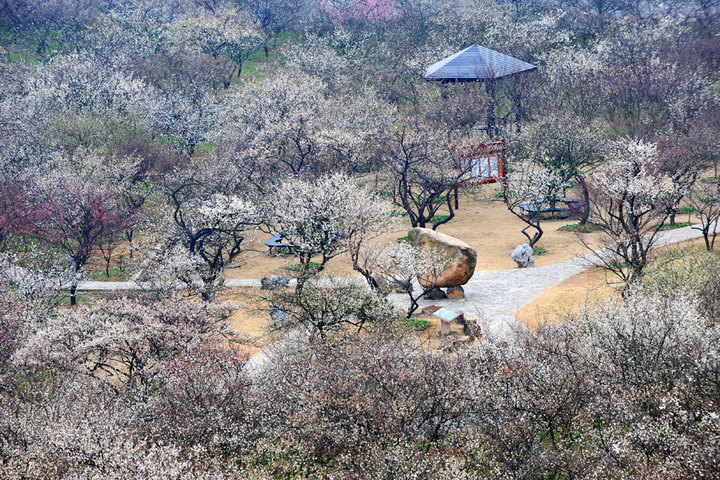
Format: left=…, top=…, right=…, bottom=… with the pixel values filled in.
left=425, top=44, right=537, bottom=136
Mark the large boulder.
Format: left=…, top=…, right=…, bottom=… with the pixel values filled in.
left=408, top=227, right=477, bottom=287
left=511, top=243, right=535, bottom=268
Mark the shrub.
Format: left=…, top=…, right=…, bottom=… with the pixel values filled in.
left=429, top=214, right=450, bottom=223
left=642, top=247, right=720, bottom=320
left=654, top=221, right=692, bottom=231
left=398, top=316, right=431, bottom=331
left=267, top=278, right=395, bottom=337
left=286, top=261, right=321, bottom=271
left=559, top=222, right=602, bottom=233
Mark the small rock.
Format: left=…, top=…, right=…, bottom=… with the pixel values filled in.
left=463, top=317, right=480, bottom=337
left=446, top=286, right=465, bottom=299
left=261, top=274, right=289, bottom=290
left=423, top=287, right=447, bottom=300
left=511, top=243, right=535, bottom=268
left=270, top=306, right=287, bottom=328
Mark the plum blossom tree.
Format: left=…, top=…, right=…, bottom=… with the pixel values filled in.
left=0, top=282, right=23, bottom=365
left=268, top=277, right=394, bottom=338
left=169, top=193, right=259, bottom=301
left=267, top=173, right=391, bottom=291
left=516, top=112, right=605, bottom=224
left=19, top=179, right=135, bottom=305
left=168, top=5, right=262, bottom=88
left=219, top=73, right=391, bottom=190
left=594, top=29, right=716, bottom=139
left=656, top=125, right=717, bottom=226
left=151, top=84, right=219, bottom=155
left=70, top=147, right=157, bottom=270
left=320, top=0, right=401, bottom=24
left=501, top=164, right=570, bottom=248
left=140, top=162, right=261, bottom=301
left=220, top=73, right=329, bottom=186
left=0, top=249, right=67, bottom=325
left=689, top=179, right=720, bottom=250
left=13, top=296, right=235, bottom=391
left=236, top=0, right=301, bottom=57
left=356, top=241, right=452, bottom=317
left=377, top=121, right=472, bottom=230
left=585, top=139, right=676, bottom=285
left=0, top=179, right=23, bottom=250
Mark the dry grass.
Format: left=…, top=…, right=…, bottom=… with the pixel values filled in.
left=516, top=237, right=711, bottom=329
left=515, top=267, right=618, bottom=329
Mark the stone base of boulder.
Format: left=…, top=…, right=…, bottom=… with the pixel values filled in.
left=423, top=287, right=447, bottom=300
left=446, top=286, right=465, bottom=299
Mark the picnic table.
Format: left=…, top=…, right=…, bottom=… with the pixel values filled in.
left=519, top=198, right=586, bottom=219
left=265, top=234, right=297, bottom=256
left=265, top=229, right=345, bottom=256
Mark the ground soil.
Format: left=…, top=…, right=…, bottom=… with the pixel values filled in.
left=227, top=193, right=604, bottom=280
left=515, top=267, right=617, bottom=329
left=515, top=237, right=709, bottom=329
left=219, top=287, right=275, bottom=355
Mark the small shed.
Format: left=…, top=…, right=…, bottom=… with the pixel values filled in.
left=453, top=139, right=507, bottom=185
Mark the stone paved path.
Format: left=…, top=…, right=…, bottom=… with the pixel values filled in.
left=386, top=223, right=717, bottom=335
left=75, top=224, right=715, bottom=335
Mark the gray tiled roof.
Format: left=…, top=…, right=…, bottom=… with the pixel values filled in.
left=425, top=44, right=537, bottom=81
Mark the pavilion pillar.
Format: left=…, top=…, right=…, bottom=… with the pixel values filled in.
left=485, top=79, right=496, bottom=139
left=514, top=92, right=523, bottom=133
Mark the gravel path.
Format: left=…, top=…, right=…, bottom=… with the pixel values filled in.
left=75, top=224, right=715, bottom=335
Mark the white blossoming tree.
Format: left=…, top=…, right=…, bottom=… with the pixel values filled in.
left=167, top=6, right=262, bottom=88
left=585, top=139, right=677, bottom=285
left=689, top=179, right=720, bottom=251
left=516, top=112, right=606, bottom=224
left=136, top=161, right=261, bottom=301
left=501, top=164, right=570, bottom=248
left=218, top=72, right=392, bottom=191
left=377, top=120, right=472, bottom=230
left=267, top=173, right=393, bottom=292
left=356, top=241, right=453, bottom=318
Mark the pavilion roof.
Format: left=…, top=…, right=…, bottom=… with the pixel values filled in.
left=425, top=44, right=537, bottom=81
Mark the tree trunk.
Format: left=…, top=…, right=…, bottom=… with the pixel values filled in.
left=577, top=176, right=591, bottom=225
left=514, top=92, right=523, bottom=133
left=126, top=229, right=134, bottom=258
left=70, top=285, right=77, bottom=306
